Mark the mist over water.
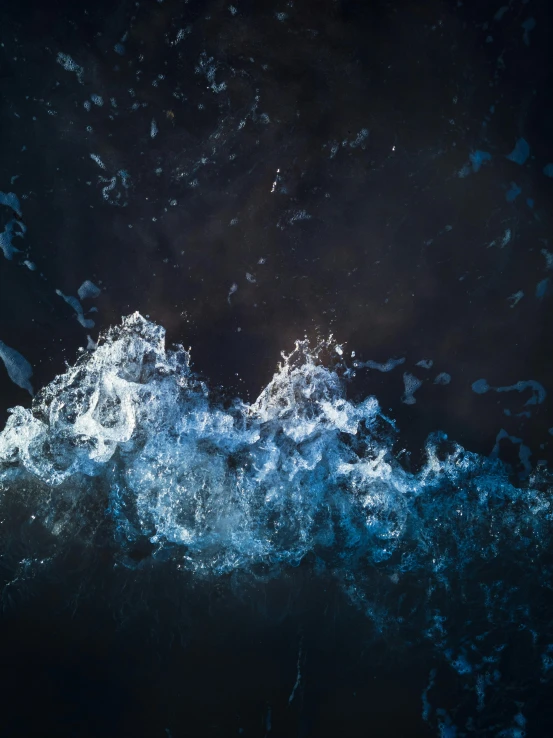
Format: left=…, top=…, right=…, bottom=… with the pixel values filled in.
left=0, top=312, right=552, bottom=734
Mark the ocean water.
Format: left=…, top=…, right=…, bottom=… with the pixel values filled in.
left=1, top=312, right=552, bottom=735
left=1, top=0, right=553, bottom=733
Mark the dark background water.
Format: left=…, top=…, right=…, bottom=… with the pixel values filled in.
left=0, top=0, right=552, bottom=735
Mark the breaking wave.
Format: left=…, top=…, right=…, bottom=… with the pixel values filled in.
left=1, top=312, right=552, bottom=731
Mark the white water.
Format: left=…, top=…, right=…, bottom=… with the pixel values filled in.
left=0, top=311, right=550, bottom=577
left=0, top=312, right=551, bottom=731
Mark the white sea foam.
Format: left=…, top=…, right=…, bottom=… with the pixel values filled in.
left=0, top=312, right=548, bottom=578
left=0, top=313, right=551, bottom=732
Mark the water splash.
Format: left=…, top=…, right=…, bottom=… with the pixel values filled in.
left=0, top=313, right=552, bottom=733
left=0, top=311, right=550, bottom=568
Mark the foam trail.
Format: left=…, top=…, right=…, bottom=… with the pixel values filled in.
left=458, top=150, right=491, bottom=177
left=78, top=280, right=101, bottom=300
left=506, top=138, right=530, bottom=166
left=354, top=356, right=405, bottom=372
left=288, top=637, right=304, bottom=704
left=416, top=359, right=433, bottom=369
left=471, top=377, right=546, bottom=405
left=0, top=340, right=33, bottom=395
left=0, top=191, right=22, bottom=216
left=56, top=52, right=84, bottom=83
left=402, top=372, right=422, bottom=404
left=0, top=220, right=24, bottom=260
left=0, top=191, right=26, bottom=261
left=56, top=289, right=95, bottom=328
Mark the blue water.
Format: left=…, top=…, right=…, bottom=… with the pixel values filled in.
left=0, top=312, right=551, bottom=734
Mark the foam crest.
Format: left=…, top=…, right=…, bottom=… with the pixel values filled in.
left=0, top=312, right=551, bottom=581
left=1, top=312, right=553, bottom=732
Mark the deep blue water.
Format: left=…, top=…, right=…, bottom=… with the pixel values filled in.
left=1, top=0, right=553, bottom=735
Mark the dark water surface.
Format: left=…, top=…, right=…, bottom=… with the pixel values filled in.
left=0, top=0, right=553, bottom=736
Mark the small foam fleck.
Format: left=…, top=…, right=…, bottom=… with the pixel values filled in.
left=402, top=373, right=422, bottom=405
left=78, top=280, right=101, bottom=300
left=506, top=138, right=530, bottom=166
